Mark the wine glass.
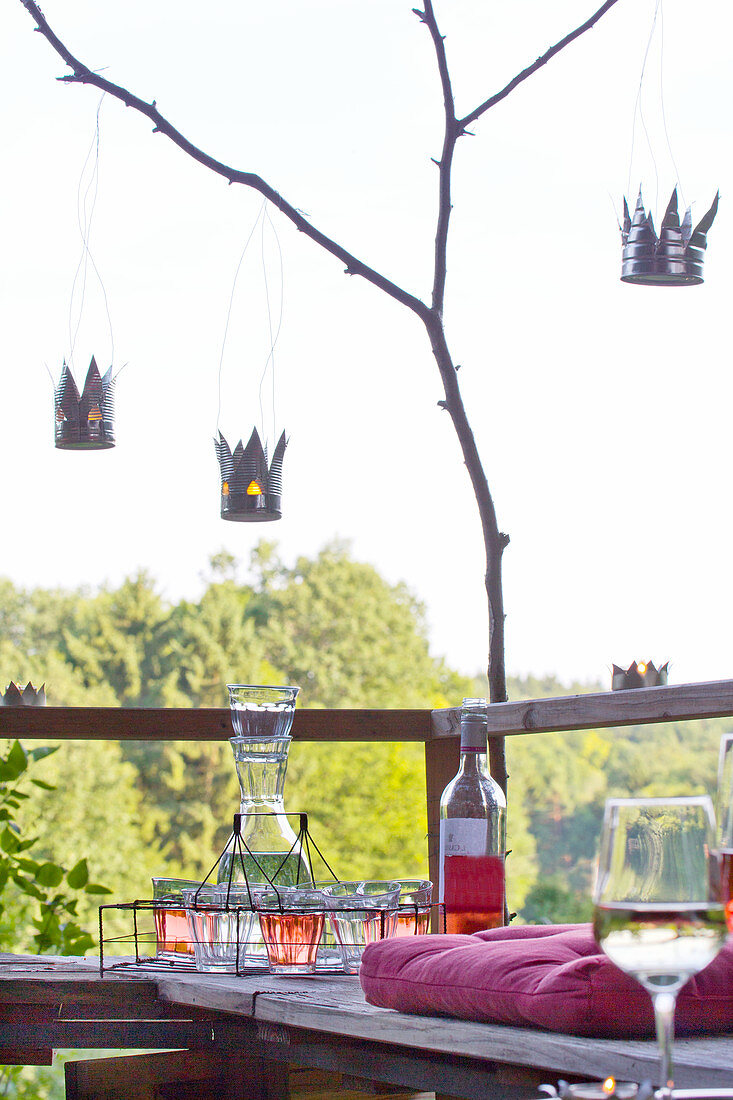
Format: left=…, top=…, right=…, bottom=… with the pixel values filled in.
left=592, top=796, right=726, bottom=1098
left=715, top=733, right=733, bottom=932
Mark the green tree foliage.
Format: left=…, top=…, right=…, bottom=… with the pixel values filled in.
left=0, top=741, right=110, bottom=954
left=2, top=548, right=724, bottom=930
left=0, top=744, right=115, bottom=1097
left=0, top=543, right=482, bottom=894
left=253, top=540, right=468, bottom=709
left=20, top=741, right=162, bottom=928
left=505, top=675, right=727, bottom=920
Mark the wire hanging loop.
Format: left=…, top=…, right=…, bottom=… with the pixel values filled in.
left=626, top=0, right=684, bottom=214
left=215, top=199, right=284, bottom=443
left=68, top=93, right=115, bottom=373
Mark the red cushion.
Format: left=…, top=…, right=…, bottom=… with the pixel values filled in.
left=359, top=923, right=733, bottom=1038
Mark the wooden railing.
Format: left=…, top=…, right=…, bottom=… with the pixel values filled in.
left=2, top=677, right=733, bottom=895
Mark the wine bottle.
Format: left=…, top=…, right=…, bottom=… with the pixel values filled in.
left=439, top=698, right=506, bottom=934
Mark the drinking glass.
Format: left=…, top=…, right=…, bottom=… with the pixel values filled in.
left=183, top=885, right=255, bottom=973
left=715, top=733, right=733, bottom=932
left=323, top=880, right=400, bottom=974
left=253, top=885, right=327, bottom=974
left=592, top=797, right=726, bottom=1098
left=365, top=879, right=433, bottom=937
left=152, top=877, right=201, bottom=960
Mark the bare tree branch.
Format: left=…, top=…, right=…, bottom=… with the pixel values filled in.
left=417, top=1, right=456, bottom=317
left=17, top=0, right=624, bottom=815
left=459, top=0, right=623, bottom=129
left=20, top=0, right=430, bottom=323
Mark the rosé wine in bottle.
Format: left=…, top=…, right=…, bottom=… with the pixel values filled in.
left=714, top=848, right=733, bottom=932
left=439, top=699, right=506, bottom=934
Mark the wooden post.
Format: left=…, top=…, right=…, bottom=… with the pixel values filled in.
left=424, top=732, right=459, bottom=932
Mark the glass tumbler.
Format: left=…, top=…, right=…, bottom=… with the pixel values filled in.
left=392, top=880, right=433, bottom=936
left=254, top=885, right=327, bottom=974
left=324, top=880, right=400, bottom=974
left=152, top=877, right=201, bottom=961
left=183, top=885, right=255, bottom=973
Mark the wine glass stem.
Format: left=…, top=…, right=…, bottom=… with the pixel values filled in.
left=652, top=989, right=677, bottom=1098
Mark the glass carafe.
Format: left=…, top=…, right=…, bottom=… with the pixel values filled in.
left=217, top=685, right=312, bottom=892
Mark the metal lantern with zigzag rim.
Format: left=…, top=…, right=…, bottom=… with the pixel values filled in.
left=611, top=660, right=669, bottom=690
left=621, top=188, right=718, bottom=286
left=214, top=428, right=287, bottom=522
left=55, top=356, right=116, bottom=450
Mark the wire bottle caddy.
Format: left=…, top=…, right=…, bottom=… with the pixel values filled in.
left=98, top=812, right=438, bottom=977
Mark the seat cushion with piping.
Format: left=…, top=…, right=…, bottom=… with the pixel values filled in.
left=359, top=923, right=733, bottom=1038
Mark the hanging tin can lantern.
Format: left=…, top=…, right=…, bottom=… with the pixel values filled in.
left=1, top=682, right=46, bottom=706
left=611, top=660, right=669, bottom=690
left=54, top=356, right=116, bottom=450
left=620, top=188, right=719, bottom=286
left=215, top=428, right=287, bottom=522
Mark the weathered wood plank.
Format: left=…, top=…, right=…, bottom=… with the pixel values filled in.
left=432, top=678, right=733, bottom=739
left=1, top=957, right=732, bottom=1090
left=0, top=1046, right=53, bottom=1066
left=152, top=967, right=733, bottom=1088
left=0, top=708, right=431, bottom=743
left=4, top=680, right=731, bottom=747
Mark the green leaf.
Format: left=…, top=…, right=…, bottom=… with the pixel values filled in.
left=60, top=926, right=95, bottom=956
left=29, top=779, right=56, bottom=792
left=5, top=741, right=28, bottom=779
left=15, top=838, right=40, bottom=853
left=0, top=826, right=20, bottom=854
left=15, top=857, right=42, bottom=874
left=13, top=876, right=44, bottom=900
left=29, top=746, right=59, bottom=763
left=66, top=859, right=89, bottom=889
left=35, top=862, right=64, bottom=888
left=85, top=883, right=113, bottom=895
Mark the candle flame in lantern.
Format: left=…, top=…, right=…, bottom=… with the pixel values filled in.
left=247, top=480, right=263, bottom=496
left=603, top=1079, right=616, bottom=1096
left=636, top=662, right=647, bottom=676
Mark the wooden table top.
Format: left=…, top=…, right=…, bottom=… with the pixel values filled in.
left=0, top=954, right=732, bottom=1090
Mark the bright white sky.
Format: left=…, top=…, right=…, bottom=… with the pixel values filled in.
left=1, top=0, right=731, bottom=692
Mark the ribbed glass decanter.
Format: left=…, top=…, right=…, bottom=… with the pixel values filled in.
left=217, top=685, right=311, bottom=891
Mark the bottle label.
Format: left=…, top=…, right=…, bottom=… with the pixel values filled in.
left=440, top=818, right=489, bottom=858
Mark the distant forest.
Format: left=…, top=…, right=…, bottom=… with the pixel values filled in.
left=1, top=540, right=729, bottom=939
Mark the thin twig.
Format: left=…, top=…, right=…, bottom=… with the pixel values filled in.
left=460, top=0, right=623, bottom=129
left=420, top=0, right=458, bottom=318
left=20, top=0, right=430, bottom=323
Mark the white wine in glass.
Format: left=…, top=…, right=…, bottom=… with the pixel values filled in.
left=592, top=796, right=726, bottom=1098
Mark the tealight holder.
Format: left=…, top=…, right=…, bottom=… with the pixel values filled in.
left=611, top=661, right=668, bottom=691
left=54, top=357, right=116, bottom=450
left=537, top=1082, right=647, bottom=1100
left=536, top=1085, right=733, bottom=1100
left=1, top=682, right=46, bottom=706
left=621, top=188, right=718, bottom=286
left=214, top=428, right=287, bottom=522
